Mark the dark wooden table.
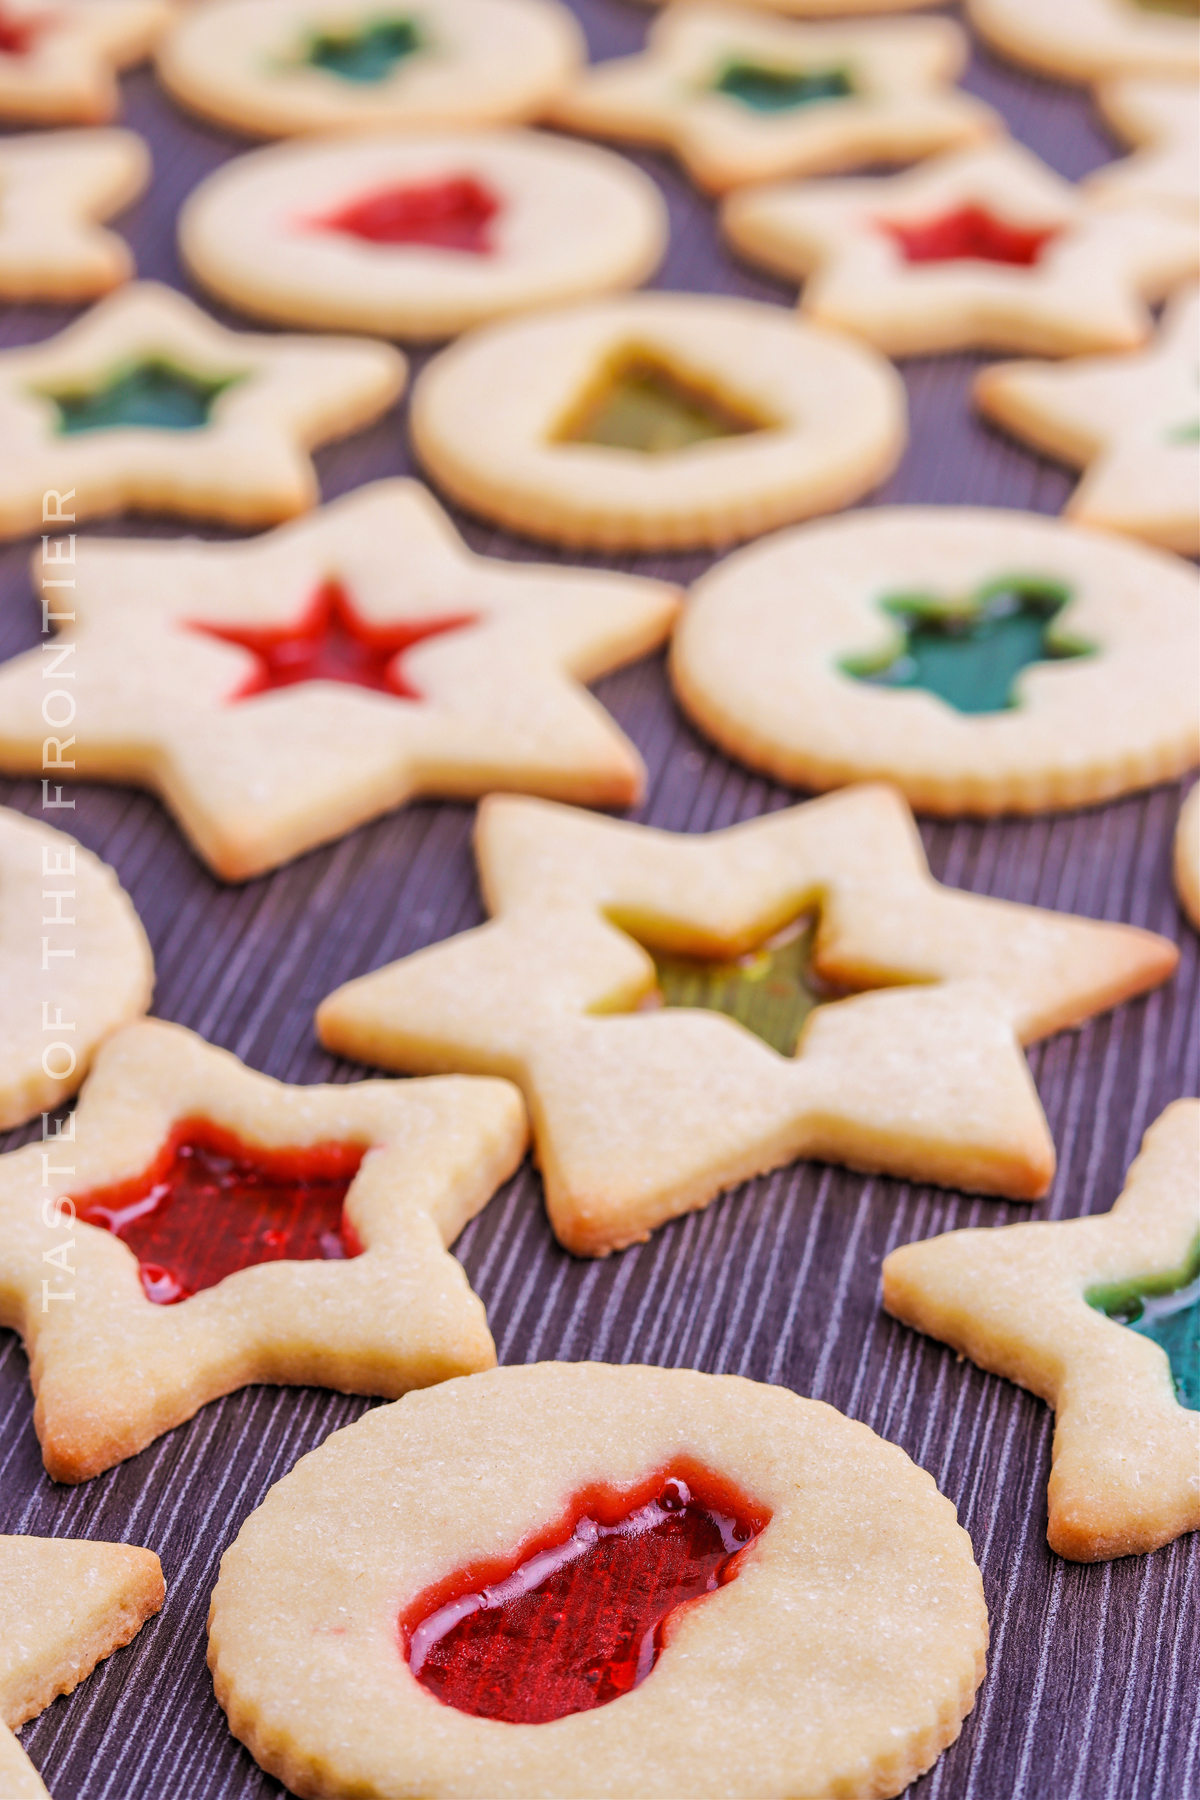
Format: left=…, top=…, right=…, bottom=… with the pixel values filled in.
left=2, top=4, right=1197, bottom=1795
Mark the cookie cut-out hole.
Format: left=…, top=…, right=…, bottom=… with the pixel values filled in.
left=309, top=176, right=499, bottom=253
left=840, top=578, right=1093, bottom=715
left=405, top=1469, right=768, bottom=1723
left=555, top=349, right=774, bottom=455
left=42, top=359, right=243, bottom=434
left=188, top=578, right=476, bottom=701
left=1087, top=1240, right=1200, bottom=1411
left=711, top=59, right=853, bottom=113
left=880, top=205, right=1059, bottom=266
left=73, top=1121, right=366, bottom=1304
left=300, top=13, right=423, bottom=81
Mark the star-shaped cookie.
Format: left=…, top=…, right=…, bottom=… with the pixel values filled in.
left=316, top=784, right=1177, bottom=1257
left=1087, top=76, right=1199, bottom=220
left=548, top=7, right=999, bottom=193
left=883, top=1100, right=1199, bottom=1561
left=0, top=0, right=171, bottom=125
left=975, top=285, right=1199, bottom=556
left=722, top=141, right=1200, bottom=356
left=0, top=280, right=405, bottom=539
left=1, top=1533, right=164, bottom=1799
left=0, top=1018, right=527, bottom=1483
left=0, top=479, right=679, bottom=880
left=0, top=128, right=149, bottom=300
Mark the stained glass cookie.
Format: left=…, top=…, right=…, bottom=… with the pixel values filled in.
left=317, top=785, right=1176, bottom=1255
left=0, top=129, right=149, bottom=300
left=1176, top=786, right=1200, bottom=929
left=410, top=293, right=906, bottom=550
left=156, top=0, right=583, bottom=139
left=967, top=0, right=1200, bottom=84
left=0, top=0, right=170, bottom=125
left=179, top=130, right=666, bottom=340
left=671, top=507, right=1199, bottom=813
left=208, top=1363, right=988, bottom=1800
left=883, top=1100, right=1200, bottom=1561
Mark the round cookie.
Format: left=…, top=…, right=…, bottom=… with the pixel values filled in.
left=410, top=294, right=907, bottom=550
left=179, top=131, right=666, bottom=340
left=156, top=0, right=584, bottom=140
left=1175, top=786, right=1199, bottom=930
left=967, top=0, right=1200, bottom=82
left=208, top=1362, right=988, bottom=1800
left=671, top=507, right=1200, bottom=816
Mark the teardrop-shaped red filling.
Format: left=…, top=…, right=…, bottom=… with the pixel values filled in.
left=405, top=1469, right=769, bottom=1723
left=881, top=204, right=1058, bottom=266
left=73, top=1120, right=365, bottom=1303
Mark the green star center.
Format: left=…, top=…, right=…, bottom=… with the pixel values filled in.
left=710, top=59, right=854, bottom=113
left=1087, top=1240, right=1200, bottom=1411
left=635, top=915, right=845, bottom=1057
left=302, top=15, right=424, bottom=82
left=42, top=359, right=242, bottom=435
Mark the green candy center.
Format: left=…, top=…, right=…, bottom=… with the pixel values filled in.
left=303, top=15, right=423, bottom=82
left=43, top=360, right=241, bottom=435
left=642, top=916, right=838, bottom=1057
left=840, top=579, right=1093, bottom=715
left=1087, top=1241, right=1200, bottom=1411
left=556, top=351, right=770, bottom=456
left=711, top=59, right=853, bottom=113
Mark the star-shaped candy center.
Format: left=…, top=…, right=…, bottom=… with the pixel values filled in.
left=74, top=1121, right=365, bottom=1304
left=841, top=578, right=1093, bottom=714
left=189, top=577, right=477, bottom=701
left=710, top=59, right=854, bottom=113
left=881, top=205, right=1058, bottom=267
left=1088, top=1242, right=1200, bottom=1410
left=311, top=175, right=500, bottom=253
left=302, top=13, right=424, bottom=82
left=636, top=915, right=846, bottom=1055
left=558, top=350, right=771, bottom=455
left=43, top=357, right=242, bottom=434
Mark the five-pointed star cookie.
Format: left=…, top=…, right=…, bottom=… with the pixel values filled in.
left=548, top=7, right=999, bottom=194
left=883, top=1100, right=1199, bottom=1561
left=316, top=784, right=1177, bottom=1257
left=0, top=479, right=680, bottom=880
left=0, top=128, right=149, bottom=300
left=0, top=280, right=406, bottom=538
left=0, top=1533, right=164, bottom=1799
left=0, top=0, right=172, bottom=125
left=975, top=285, right=1200, bottom=556
left=722, top=141, right=1200, bottom=356
left=0, top=1018, right=527, bottom=1483
left=1087, top=76, right=1199, bottom=220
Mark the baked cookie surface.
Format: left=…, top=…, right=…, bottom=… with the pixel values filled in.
left=548, top=7, right=998, bottom=194
left=410, top=292, right=907, bottom=550
left=157, top=0, right=583, bottom=138
left=1087, top=76, right=1199, bottom=220
left=1176, top=786, right=1200, bottom=929
left=0, top=807, right=153, bottom=1130
left=723, top=141, right=1200, bottom=357
left=0, top=1018, right=527, bottom=1483
left=883, top=1100, right=1200, bottom=1561
left=179, top=129, right=666, bottom=340
left=670, top=506, right=1199, bottom=813
left=967, top=0, right=1200, bottom=82
left=317, top=785, right=1177, bottom=1255
left=0, top=128, right=149, bottom=300
left=208, top=1362, right=988, bottom=1800
left=0, top=0, right=170, bottom=125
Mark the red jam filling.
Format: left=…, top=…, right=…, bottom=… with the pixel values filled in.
left=0, top=6, right=48, bottom=53
left=73, top=1121, right=365, bottom=1303
left=188, top=578, right=476, bottom=702
left=881, top=204, right=1058, bottom=267
left=311, top=176, right=500, bottom=253
left=405, top=1470, right=768, bottom=1723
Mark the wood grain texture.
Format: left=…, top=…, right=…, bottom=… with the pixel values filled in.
left=1, top=5, right=1197, bottom=1795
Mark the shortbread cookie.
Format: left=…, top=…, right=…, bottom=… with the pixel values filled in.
left=0, top=280, right=405, bottom=539
left=671, top=509, right=1199, bottom=815
left=975, top=286, right=1200, bottom=556
left=411, top=294, right=906, bottom=551
left=1, top=1534, right=164, bottom=1799
left=0, top=481, right=678, bottom=881
left=317, top=786, right=1176, bottom=1255
left=0, top=0, right=171, bottom=125
left=179, top=130, right=666, bottom=340
left=967, top=0, right=1200, bottom=83
left=0, top=1018, right=526, bottom=1483
left=0, top=808, right=153, bottom=1130
left=723, top=141, right=1200, bottom=357
left=1087, top=76, right=1199, bottom=219
left=548, top=8, right=998, bottom=194
left=0, top=129, right=149, bottom=301
left=884, top=1101, right=1199, bottom=1561
left=209, top=1362, right=988, bottom=1800
left=157, top=0, right=583, bottom=139
left=1176, top=787, right=1200, bottom=929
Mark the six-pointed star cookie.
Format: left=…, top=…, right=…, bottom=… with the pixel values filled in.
left=1087, top=76, right=1199, bottom=220
left=1, top=1534, right=164, bottom=1799
left=967, top=0, right=1200, bottom=83
left=975, top=285, right=1200, bottom=555
left=316, top=784, right=1177, bottom=1256
left=548, top=8, right=998, bottom=194
left=722, top=141, right=1200, bottom=357
left=0, top=0, right=171, bottom=125
left=0, top=807, right=153, bottom=1130
left=883, top=1100, right=1200, bottom=1561
left=0, top=1018, right=527, bottom=1483
left=0, top=280, right=406, bottom=538
left=0, top=128, right=149, bottom=300
left=1176, top=787, right=1199, bottom=930
left=0, top=479, right=679, bottom=880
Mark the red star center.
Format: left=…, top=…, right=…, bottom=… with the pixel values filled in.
left=188, top=578, right=477, bottom=702
left=880, top=204, right=1058, bottom=267
left=309, top=176, right=500, bottom=254
left=0, top=4, right=52, bottom=53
